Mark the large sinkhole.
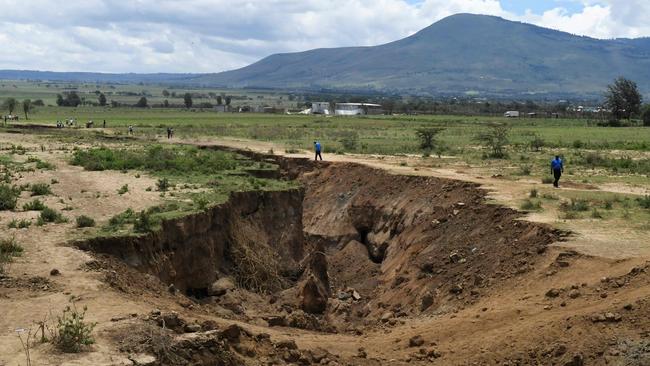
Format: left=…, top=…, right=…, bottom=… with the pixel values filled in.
left=76, top=155, right=562, bottom=319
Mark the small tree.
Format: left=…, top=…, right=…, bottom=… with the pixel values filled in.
left=216, top=95, right=223, bottom=105
left=476, top=123, right=511, bottom=158
left=415, top=127, right=445, bottom=151
left=642, top=104, right=650, bottom=127
left=22, top=99, right=33, bottom=119
left=184, top=93, right=193, bottom=109
left=2, top=98, right=17, bottom=115
left=605, top=77, right=642, bottom=120
left=225, top=96, right=232, bottom=106
left=98, top=93, right=107, bottom=106
left=162, top=89, right=170, bottom=97
left=135, top=97, right=148, bottom=108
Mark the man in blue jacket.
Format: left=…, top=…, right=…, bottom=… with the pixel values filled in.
left=314, top=141, right=323, bottom=161
left=551, top=155, right=564, bottom=188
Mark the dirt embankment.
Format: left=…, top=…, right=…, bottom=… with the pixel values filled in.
left=76, top=188, right=306, bottom=296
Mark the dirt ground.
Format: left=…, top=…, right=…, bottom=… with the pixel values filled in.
left=1, top=131, right=649, bottom=366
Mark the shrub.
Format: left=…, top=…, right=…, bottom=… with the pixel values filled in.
left=39, top=207, right=66, bottom=224
left=117, top=184, right=129, bottom=195
left=529, top=189, right=538, bottom=198
left=54, top=303, right=96, bottom=353
left=36, top=160, right=55, bottom=170
left=591, top=208, right=603, bottom=219
left=156, top=178, right=170, bottom=192
left=76, top=215, right=96, bottom=228
left=0, top=184, right=20, bottom=210
left=23, top=199, right=46, bottom=211
left=8, top=219, right=31, bottom=228
left=637, top=195, right=650, bottom=209
left=560, top=199, right=590, bottom=212
left=520, top=199, right=542, bottom=211
left=0, top=236, right=23, bottom=273
left=475, top=123, right=510, bottom=158
left=518, top=165, right=531, bottom=176
left=340, top=131, right=360, bottom=151
left=30, top=183, right=52, bottom=196
left=133, top=210, right=153, bottom=233
left=106, top=208, right=135, bottom=230
left=415, top=128, right=445, bottom=150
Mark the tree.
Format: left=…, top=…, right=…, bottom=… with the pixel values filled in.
left=163, top=99, right=169, bottom=108
left=135, top=97, right=148, bottom=108
left=22, top=99, right=33, bottom=119
left=415, top=127, right=445, bottom=150
left=65, top=92, right=81, bottom=107
left=225, top=96, right=232, bottom=106
left=642, top=104, right=650, bottom=127
left=56, top=94, right=64, bottom=106
left=216, top=95, right=223, bottom=105
left=475, top=123, right=511, bottom=158
left=98, top=93, right=107, bottom=106
left=162, top=89, right=170, bottom=97
left=605, top=77, right=642, bottom=120
left=184, top=93, right=193, bottom=109
left=2, top=97, right=17, bottom=114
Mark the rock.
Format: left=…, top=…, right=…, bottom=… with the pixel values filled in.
left=351, top=290, right=361, bottom=301
left=449, top=251, right=462, bottom=263
left=623, top=304, right=634, bottom=311
left=554, top=344, right=568, bottom=357
left=282, top=349, right=302, bottom=363
left=409, top=335, right=425, bottom=347
left=168, top=284, right=177, bottom=294
left=50, top=269, right=60, bottom=276
left=300, top=275, right=328, bottom=314
left=208, top=277, right=236, bottom=297
left=605, top=312, right=622, bottom=322
left=564, top=354, right=584, bottom=366
left=129, top=354, right=156, bottom=366
left=380, top=311, right=394, bottom=322
left=449, top=284, right=463, bottom=294
left=568, top=289, right=580, bottom=299
left=337, top=291, right=351, bottom=301
left=309, top=348, right=329, bottom=363
left=184, top=323, right=201, bottom=333
left=158, top=312, right=183, bottom=328
left=201, top=320, right=219, bottom=331
left=276, top=339, right=298, bottom=350
left=600, top=292, right=608, bottom=299
left=267, top=315, right=288, bottom=327
left=110, top=316, right=128, bottom=322
left=420, top=292, right=435, bottom=312
left=221, top=324, right=242, bottom=342
left=357, top=347, right=368, bottom=358
left=151, top=309, right=161, bottom=316
left=545, top=288, right=561, bottom=298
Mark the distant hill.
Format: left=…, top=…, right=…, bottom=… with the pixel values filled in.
left=194, top=14, right=650, bottom=97
left=3, top=14, right=650, bottom=98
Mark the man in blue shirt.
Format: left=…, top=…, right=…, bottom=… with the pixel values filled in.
left=314, top=141, right=323, bottom=161
left=551, top=155, right=564, bottom=188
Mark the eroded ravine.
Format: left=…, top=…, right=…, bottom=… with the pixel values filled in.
left=64, top=147, right=603, bottom=364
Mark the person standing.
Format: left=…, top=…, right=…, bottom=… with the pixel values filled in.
left=551, top=155, right=564, bottom=188
left=103, top=119, right=106, bottom=128
left=314, top=141, right=323, bottom=161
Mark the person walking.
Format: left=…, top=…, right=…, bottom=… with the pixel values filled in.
left=551, top=155, right=564, bottom=188
left=314, top=141, right=323, bottom=161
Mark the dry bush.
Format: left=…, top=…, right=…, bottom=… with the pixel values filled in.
left=230, top=240, right=287, bottom=293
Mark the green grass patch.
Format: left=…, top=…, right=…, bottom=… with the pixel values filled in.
left=23, top=198, right=46, bottom=211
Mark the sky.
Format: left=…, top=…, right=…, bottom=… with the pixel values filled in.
left=0, top=0, right=649, bottom=74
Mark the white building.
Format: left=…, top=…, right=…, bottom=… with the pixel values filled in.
left=311, top=102, right=331, bottom=115
left=334, top=103, right=383, bottom=116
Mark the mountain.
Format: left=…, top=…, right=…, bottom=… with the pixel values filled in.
left=3, top=14, right=650, bottom=97
left=192, top=14, right=650, bottom=97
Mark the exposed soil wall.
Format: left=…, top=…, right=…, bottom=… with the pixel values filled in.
left=75, top=188, right=306, bottom=294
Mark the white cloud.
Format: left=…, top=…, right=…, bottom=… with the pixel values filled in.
left=0, top=0, right=647, bottom=73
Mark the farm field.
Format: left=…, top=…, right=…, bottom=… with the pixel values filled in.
left=1, top=96, right=650, bottom=365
